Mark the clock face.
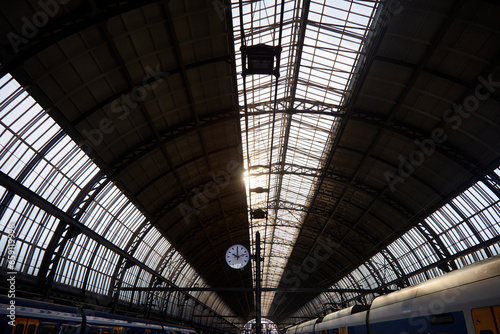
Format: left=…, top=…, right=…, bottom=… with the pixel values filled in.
left=225, top=244, right=250, bottom=269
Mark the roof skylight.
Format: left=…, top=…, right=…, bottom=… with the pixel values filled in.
left=232, top=0, right=380, bottom=314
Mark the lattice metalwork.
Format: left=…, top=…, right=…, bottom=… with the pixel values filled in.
left=233, top=0, right=381, bottom=314
left=0, top=74, right=237, bottom=326
left=289, top=169, right=500, bottom=319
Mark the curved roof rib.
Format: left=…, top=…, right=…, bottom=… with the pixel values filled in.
left=0, top=0, right=499, bottom=330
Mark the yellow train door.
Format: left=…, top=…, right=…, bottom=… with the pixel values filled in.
left=494, top=307, right=500, bottom=330
left=11, top=318, right=26, bottom=334
left=113, top=326, right=123, bottom=334
left=471, top=307, right=500, bottom=334
left=11, top=318, right=39, bottom=334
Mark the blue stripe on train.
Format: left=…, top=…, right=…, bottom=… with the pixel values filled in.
left=368, top=311, right=467, bottom=334
left=348, top=324, right=368, bottom=334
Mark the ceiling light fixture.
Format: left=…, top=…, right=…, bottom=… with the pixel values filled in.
left=241, top=43, right=281, bottom=77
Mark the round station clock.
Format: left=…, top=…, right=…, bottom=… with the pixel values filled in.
left=225, top=244, right=250, bottom=269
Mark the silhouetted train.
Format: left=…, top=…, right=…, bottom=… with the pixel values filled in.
left=286, top=256, right=500, bottom=334
left=0, top=294, right=197, bottom=334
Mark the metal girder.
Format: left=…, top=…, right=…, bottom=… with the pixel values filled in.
left=154, top=190, right=247, bottom=236
left=268, top=0, right=311, bottom=261
left=448, top=201, right=493, bottom=258
left=316, top=169, right=415, bottom=218
left=248, top=163, right=321, bottom=177
left=0, top=119, right=107, bottom=297
left=253, top=0, right=312, bottom=317
left=483, top=171, right=500, bottom=199
left=134, top=145, right=240, bottom=196
left=93, top=9, right=195, bottom=231
left=71, top=172, right=110, bottom=219
left=143, top=0, right=250, bottom=294
left=244, top=109, right=343, bottom=117
left=349, top=108, right=487, bottom=177
left=143, top=255, right=188, bottom=318
left=0, top=171, right=183, bottom=295
left=72, top=56, right=231, bottom=125
left=0, top=169, right=239, bottom=327
left=296, top=212, right=404, bottom=287
left=243, top=98, right=343, bottom=115
left=120, top=287, right=394, bottom=294
left=173, top=207, right=249, bottom=248
left=270, top=2, right=465, bottom=318
left=413, top=214, right=470, bottom=274
left=0, top=130, right=64, bottom=221
left=110, top=219, right=154, bottom=310
left=379, top=248, right=409, bottom=288
left=110, top=112, right=236, bottom=176
left=252, top=157, right=449, bottom=233
left=249, top=161, right=418, bottom=223
left=344, top=275, right=368, bottom=305
left=363, top=258, right=386, bottom=288
left=364, top=234, right=500, bottom=299
left=307, top=20, right=365, bottom=41
left=373, top=55, right=500, bottom=104
left=38, top=170, right=108, bottom=294
left=268, top=200, right=308, bottom=213
left=0, top=0, right=163, bottom=77
left=142, top=254, right=240, bottom=326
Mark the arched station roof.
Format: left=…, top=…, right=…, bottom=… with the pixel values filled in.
left=0, top=0, right=499, bottom=332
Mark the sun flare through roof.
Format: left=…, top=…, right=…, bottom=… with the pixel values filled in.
left=0, top=73, right=238, bottom=326
left=1, top=0, right=500, bottom=329
left=232, top=0, right=381, bottom=314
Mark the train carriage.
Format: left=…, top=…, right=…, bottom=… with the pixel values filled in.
left=0, top=295, right=197, bottom=334
left=286, top=256, right=500, bottom=334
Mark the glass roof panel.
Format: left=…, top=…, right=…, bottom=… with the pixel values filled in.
left=0, top=74, right=236, bottom=322
left=232, top=0, right=380, bottom=314
left=293, top=167, right=500, bottom=318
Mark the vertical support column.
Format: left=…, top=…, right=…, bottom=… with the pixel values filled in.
left=255, top=231, right=262, bottom=334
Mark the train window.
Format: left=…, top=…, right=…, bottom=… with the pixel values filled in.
left=41, top=325, right=58, bottom=334
left=62, top=326, right=78, bottom=334
left=14, top=324, right=25, bottom=334
left=332, top=329, right=339, bottom=334
left=27, top=324, right=37, bottom=334
left=430, top=313, right=454, bottom=325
